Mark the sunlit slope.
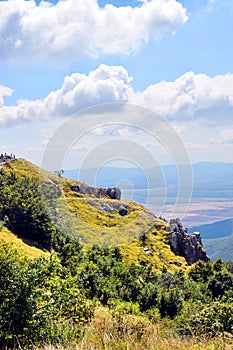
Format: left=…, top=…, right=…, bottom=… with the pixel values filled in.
left=2, top=158, right=187, bottom=270
left=0, top=226, right=46, bottom=259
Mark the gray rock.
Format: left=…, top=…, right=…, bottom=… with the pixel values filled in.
left=70, top=184, right=121, bottom=200
left=107, top=187, right=121, bottom=200
left=169, top=218, right=209, bottom=265
left=119, top=206, right=128, bottom=216
left=101, top=203, right=114, bottom=213
left=71, top=186, right=80, bottom=192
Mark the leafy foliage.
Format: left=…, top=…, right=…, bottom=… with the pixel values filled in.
left=0, top=159, right=233, bottom=348
left=0, top=174, right=60, bottom=249
left=0, top=243, right=94, bottom=348
left=1, top=238, right=233, bottom=348
left=190, top=300, right=233, bottom=335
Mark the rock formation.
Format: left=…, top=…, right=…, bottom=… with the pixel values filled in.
left=169, top=218, right=209, bottom=265
left=71, top=184, right=121, bottom=200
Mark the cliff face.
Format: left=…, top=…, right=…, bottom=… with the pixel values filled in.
left=169, top=218, right=209, bottom=265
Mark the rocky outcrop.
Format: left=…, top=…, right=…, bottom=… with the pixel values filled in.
left=85, top=199, right=128, bottom=216
left=169, top=218, right=209, bottom=265
left=106, top=187, right=121, bottom=200
left=71, top=184, right=121, bottom=200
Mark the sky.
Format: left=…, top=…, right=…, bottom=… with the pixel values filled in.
left=0, top=0, right=233, bottom=170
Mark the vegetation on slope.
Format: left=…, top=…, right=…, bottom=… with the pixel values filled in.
left=189, top=219, right=233, bottom=261
left=1, top=158, right=233, bottom=349
left=190, top=218, right=233, bottom=239
left=0, top=226, right=46, bottom=259
left=0, top=158, right=186, bottom=271
left=1, top=241, right=233, bottom=349
left=203, top=235, right=233, bottom=261
left=38, top=307, right=233, bottom=350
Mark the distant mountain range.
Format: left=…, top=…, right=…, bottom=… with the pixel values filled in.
left=190, top=219, right=233, bottom=240
left=64, top=162, right=233, bottom=201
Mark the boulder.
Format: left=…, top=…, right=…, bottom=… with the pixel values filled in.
left=107, top=187, right=121, bottom=200
left=119, top=206, right=128, bottom=216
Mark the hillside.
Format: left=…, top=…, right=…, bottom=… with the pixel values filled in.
left=190, top=219, right=233, bottom=261
left=203, top=235, right=233, bottom=261
left=0, top=158, right=208, bottom=269
left=190, top=218, right=233, bottom=239
left=0, top=225, right=46, bottom=259
left=1, top=158, right=233, bottom=350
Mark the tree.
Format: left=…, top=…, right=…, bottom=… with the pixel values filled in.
left=158, top=288, right=183, bottom=319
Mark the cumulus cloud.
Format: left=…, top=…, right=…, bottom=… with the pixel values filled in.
left=0, top=0, right=188, bottom=63
left=43, top=64, right=133, bottom=115
left=1, top=66, right=233, bottom=127
left=131, top=72, right=233, bottom=124
left=0, top=64, right=133, bottom=125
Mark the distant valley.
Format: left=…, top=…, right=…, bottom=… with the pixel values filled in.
left=64, top=161, right=233, bottom=203
left=64, top=162, right=233, bottom=223
left=64, top=162, right=233, bottom=260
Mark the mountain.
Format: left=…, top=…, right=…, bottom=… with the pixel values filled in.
left=2, top=158, right=233, bottom=350
left=189, top=219, right=233, bottom=261
left=190, top=219, right=233, bottom=239
left=0, top=158, right=209, bottom=268
left=203, top=235, right=233, bottom=261
left=64, top=162, right=233, bottom=202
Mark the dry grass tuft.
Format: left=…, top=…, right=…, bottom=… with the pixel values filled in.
left=37, top=307, right=233, bottom=350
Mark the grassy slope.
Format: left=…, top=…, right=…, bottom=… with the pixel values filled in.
left=0, top=226, right=46, bottom=259
left=2, top=158, right=187, bottom=271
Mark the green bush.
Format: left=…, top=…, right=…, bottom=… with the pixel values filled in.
left=188, top=300, right=233, bottom=336
left=158, top=288, right=183, bottom=319
left=0, top=243, right=94, bottom=348
left=0, top=244, right=33, bottom=349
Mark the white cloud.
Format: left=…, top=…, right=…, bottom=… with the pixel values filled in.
left=0, top=85, right=13, bottom=107
left=1, top=66, right=233, bottom=127
left=0, top=0, right=188, bottom=63
left=131, top=72, right=233, bottom=124
left=0, top=64, right=133, bottom=125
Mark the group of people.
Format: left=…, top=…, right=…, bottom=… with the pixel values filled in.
left=0, top=153, right=16, bottom=162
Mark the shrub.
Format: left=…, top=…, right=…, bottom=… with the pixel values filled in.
left=158, top=288, right=183, bottom=319
left=0, top=243, right=94, bottom=348
left=186, top=300, right=233, bottom=336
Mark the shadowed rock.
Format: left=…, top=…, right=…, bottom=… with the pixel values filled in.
left=169, top=218, right=209, bottom=265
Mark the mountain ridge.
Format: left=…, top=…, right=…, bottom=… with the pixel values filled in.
left=0, top=158, right=209, bottom=268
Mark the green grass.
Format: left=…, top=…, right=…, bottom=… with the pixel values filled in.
left=2, top=158, right=188, bottom=271
left=0, top=226, right=47, bottom=259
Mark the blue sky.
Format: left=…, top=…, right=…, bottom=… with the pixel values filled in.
left=0, top=0, right=233, bottom=169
